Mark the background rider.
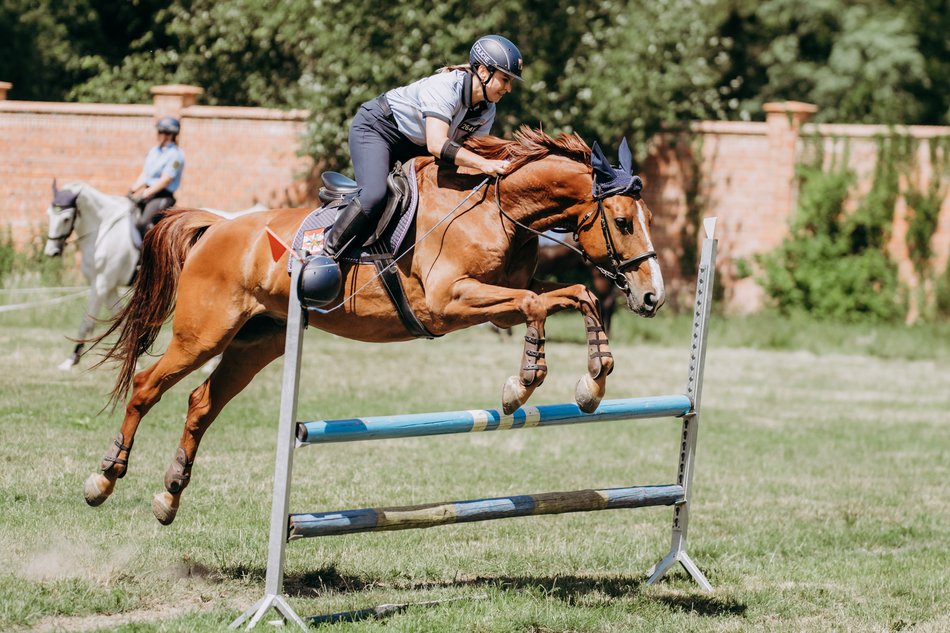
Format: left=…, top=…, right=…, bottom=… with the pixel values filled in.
left=128, top=116, right=185, bottom=237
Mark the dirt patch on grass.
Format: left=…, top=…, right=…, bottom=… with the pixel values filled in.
left=30, top=601, right=202, bottom=633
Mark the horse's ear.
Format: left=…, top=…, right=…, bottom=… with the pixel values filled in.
left=590, top=141, right=614, bottom=183
left=618, top=138, right=633, bottom=175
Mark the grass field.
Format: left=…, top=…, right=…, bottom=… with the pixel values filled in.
left=1, top=288, right=949, bottom=632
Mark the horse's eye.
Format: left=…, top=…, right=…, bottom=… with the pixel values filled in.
left=614, top=217, right=632, bottom=234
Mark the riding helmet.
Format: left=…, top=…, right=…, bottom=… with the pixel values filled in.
left=156, top=116, right=181, bottom=135
left=298, top=254, right=342, bottom=308
left=470, top=35, right=524, bottom=80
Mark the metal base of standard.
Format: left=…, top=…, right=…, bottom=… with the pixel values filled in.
left=230, top=593, right=308, bottom=631
left=646, top=549, right=713, bottom=592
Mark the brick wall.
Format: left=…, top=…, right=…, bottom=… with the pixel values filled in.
left=3, top=82, right=949, bottom=316
left=641, top=104, right=950, bottom=315
left=0, top=84, right=312, bottom=246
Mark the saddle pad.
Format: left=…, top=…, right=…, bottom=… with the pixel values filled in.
left=289, top=159, right=420, bottom=270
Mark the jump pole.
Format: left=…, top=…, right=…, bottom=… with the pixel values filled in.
left=230, top=259, right=309, bottom=631
left=231, top=217, right=719, bottom=630
left=646, top=216, right=717, bottom=591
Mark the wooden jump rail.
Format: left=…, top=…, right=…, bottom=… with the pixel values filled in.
left=289, top=484, right=686, bottom=539
left=295, top=395, right=692, bottom=444
left=231, top=217, right=720, bottom=631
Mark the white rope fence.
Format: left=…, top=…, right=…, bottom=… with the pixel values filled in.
left=0, top=287, right=88, bottom=313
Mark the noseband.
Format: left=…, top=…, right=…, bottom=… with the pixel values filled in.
left=493, top=178, right=656, bottom=292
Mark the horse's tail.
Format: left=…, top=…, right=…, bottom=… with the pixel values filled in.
left=92, top=209, right=223, bottom=409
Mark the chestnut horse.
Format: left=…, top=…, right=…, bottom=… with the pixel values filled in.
left=83, top=128, right=665, bottom=525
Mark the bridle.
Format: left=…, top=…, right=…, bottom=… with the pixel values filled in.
left=47, top=203, right=79, bottom=243
left=493, top=177, right=656, bottom=293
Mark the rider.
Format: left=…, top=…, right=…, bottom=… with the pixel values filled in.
left=128, top=116, right=185, bottom=237
left=323, top=34, right=523, bottom=257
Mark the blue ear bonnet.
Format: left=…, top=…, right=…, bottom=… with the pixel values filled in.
left=590, top=138, right=642, bottom=200
left=53, top=188, right=80, bottom=208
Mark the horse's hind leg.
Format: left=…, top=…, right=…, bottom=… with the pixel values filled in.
left=83, top=323, right=237, bottom=507
left=83, top=341, right=224, bottom=506
left=151, top=319, right=285, bottom=525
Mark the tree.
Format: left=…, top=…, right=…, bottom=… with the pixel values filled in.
left=718, top=0, right=931, bottom=124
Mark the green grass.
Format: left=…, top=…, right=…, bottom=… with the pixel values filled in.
left=1, top=294, right=949, bottom=632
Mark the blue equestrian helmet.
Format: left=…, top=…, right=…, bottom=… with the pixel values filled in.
left=470, top=35, right=524, bottom=80
left=156, top=116, right=181, bottom=135
left=298, top=254, right=342, bottom=308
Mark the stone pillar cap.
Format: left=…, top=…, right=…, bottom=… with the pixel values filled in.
left=763, top=101, right=818, bottom=115
left=150, top=84, right=204, bottom=97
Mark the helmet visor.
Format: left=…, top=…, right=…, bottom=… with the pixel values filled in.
left=493, top=65, right=523, bottom=81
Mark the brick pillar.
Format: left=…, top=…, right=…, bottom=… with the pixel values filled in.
left=730, top=101, right=818, bottom=313
left=764, top=101, right=818, bottom=224
left=150, top=84, right=203, bottom=119
left=0, top=82, right=11, bottom=100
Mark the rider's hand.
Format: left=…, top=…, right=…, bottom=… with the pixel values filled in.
left=480, top=159, right=511, bottom=177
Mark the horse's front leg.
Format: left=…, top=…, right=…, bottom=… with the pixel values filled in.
left=433, top=279, right=554, bottom=414
left=59, top=287, right=102, bottom=370
left=527, top=280, right=613, bottom=412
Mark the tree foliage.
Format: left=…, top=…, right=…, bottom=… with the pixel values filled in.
left=5, top=0, right=946, bottom=168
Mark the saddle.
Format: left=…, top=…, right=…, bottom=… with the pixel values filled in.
left=299, top=161, right=436, bottom=339
left=317, top=166, right=410, bottom=249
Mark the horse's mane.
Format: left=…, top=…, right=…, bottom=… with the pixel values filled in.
left=465, top=126, right=591, bottom=172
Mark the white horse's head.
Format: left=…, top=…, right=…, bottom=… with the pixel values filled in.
left=44, top=180, right=134, bottom=257
left=44, top=181, right=83, bottom=257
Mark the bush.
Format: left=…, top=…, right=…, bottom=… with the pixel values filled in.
left=757, top=155, right=904, bottom=322
left=0, top=225, right=70, bottom=288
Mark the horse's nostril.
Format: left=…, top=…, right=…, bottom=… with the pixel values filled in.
left=643, top=293, right=656, bottom=308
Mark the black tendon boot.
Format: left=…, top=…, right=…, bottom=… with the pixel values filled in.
left=323, top=198, right=371, bottom=259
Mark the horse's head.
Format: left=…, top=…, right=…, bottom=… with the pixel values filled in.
left=572, top=140, right=665, bottom=317
left=466, top=129, right=665, bottom=316
left=44, top=180, right=82, bottom=257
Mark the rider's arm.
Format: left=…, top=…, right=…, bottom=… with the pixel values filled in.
left=142, top=174, right=173, bottom=199
left=129, top=172, right=148, bottom=194
left=425, top=117, right=509, bottom=176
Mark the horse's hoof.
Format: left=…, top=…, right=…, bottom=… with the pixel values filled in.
left=502, top=376, right=526, bottom=415
left=151, top=492, right=179, bottom=525
left=83, top=473, right=114, bottom=506
left=58, top=358, right=76, bottom=371
left=575, top=374, right=605, bottom=413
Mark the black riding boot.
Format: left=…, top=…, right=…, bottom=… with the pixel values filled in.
left=323, top=198, right=371, bottom=258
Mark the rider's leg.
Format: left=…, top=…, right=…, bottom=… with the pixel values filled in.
left=323, top=105, right=397, bottom=257
left=135, top=195, right=175, bottom=235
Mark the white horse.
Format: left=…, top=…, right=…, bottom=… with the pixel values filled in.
left=44, top=181, right=140, bottom=370
left=44, top=181, right=269, bottom=370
